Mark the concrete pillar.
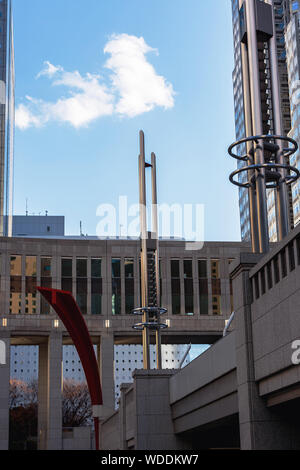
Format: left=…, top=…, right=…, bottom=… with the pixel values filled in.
left=38, top=332, right=62, bottom=450
left=0, top=331, right=10, bottom=450
left=134, top=370, right=187, bottom=450
left=231, top=253, right=299, bottom=450
left=98, top=334, right=115, bottom=418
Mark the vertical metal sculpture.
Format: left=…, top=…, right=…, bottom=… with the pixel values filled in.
left=229, top=0, right=300, bottom=253
left=132, top=131, right=168, bottom=370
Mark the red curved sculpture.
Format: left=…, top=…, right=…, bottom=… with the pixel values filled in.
left=37, top=287, right=103, bottom=450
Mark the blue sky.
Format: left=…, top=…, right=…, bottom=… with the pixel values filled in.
left=13, top=0, right=240, bottom=240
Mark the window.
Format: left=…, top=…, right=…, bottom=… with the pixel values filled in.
left=171, top=260, right=180, bottom=315
left=125, top=259, right=134, bottom=314
left=40, top=258, right=52, bottom=314
left=288, top=242, right=295, bottom=272
left=198, top=260, right=208, bottom=315
left=10, top=256, right=22, bottom=314
left=267, top=262, right=273, bottom=290
left=112, top=259, right=121, bottom=315
left=76, top=259, right=87, bottom=315
left=61, top=258, right=72, bottom=293
left=184, top=260, right=193, bottom=315
left=280, top=250, right=287, bottom=278
left=211, top=260, right=221, bottom=315
left=274, top=255, right=280, bottom=284
left=25, top=257, right=37, bottom=314
left=261, top=269, right=266, bottom=296
left=92, top=259, right=102, bottom=315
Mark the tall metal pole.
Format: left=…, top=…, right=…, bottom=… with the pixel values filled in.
left=245, top=0, right=270, bottom=253
left=268, top=0, right=289, bottom=240
left=151, top=152, right=162, bottom=370
left=139, top=131, right=150, bottom=369
left=239, top=0, right=260, bottom=253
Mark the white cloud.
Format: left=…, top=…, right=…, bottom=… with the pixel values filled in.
left=15, top=102, right=44, bottom=130
left=16, top=68, right=114, bottom=129
left=16, top=34, right=175, bottom=130
left=36, top=61, right=63, bottom=79
left=104, top=34, right=175, bottom=117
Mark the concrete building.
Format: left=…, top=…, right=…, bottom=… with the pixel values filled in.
left=0, top=236, right=246, bottom=450
left=100, top=222, right=300, bottom=450
left=0, top=0, right=14, bottom=238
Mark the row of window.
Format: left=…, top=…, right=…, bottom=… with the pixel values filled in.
left=5, top=256, right=234, bottom=316
left=252, top=235, right=300, bottom=300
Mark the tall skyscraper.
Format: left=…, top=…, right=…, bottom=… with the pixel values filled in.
left=285, top=1, right=300, bottom=227
left=0, top=0, right=14, bottom=237
left=231, top=0, right=294, bottom=242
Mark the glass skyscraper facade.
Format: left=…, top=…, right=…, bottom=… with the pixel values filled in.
left=286, top=1, right=300, bottom=226
left=231, top=0, right=294, bottom=242
left=0, top=0, right=14, bottom=237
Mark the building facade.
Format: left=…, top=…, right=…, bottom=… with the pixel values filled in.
left=285, top=1, right=300, bottom=226
left=0, top=0, right=14, bottom=238
left=231, top=0, right=293, bottom=243
left=0, top=236, right=248, bottom=449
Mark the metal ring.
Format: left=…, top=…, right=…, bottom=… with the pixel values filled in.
left=228, top=135, right=298, bottom=161
left=132, top=322, right=168, bottom=331
left=229, top=163, right=300, bottom=189
left=132, top=307, right=168, bottom=316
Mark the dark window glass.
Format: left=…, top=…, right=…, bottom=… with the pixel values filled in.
left=199, top=260, right=208, bottom=315
left=91, top=258, right=101, bottom=278
left=112, top=278, right=121, bottom=315
left=274, top=255, right=280, bottom=284
left=254, top=274, right=260, bottom=299
left=125, top=259, right=134, bottom=278
left=281, top=250, right=287, bottom=278
left=288, top=242, right=295, bottom=272
left=267, top=262, right=273, bottom=289
left=61, top=278, right=72, bottom=293
left=261, top=269, right=266, bottom=295
left=183, top=260, right=193, bottom=278
left=184, top=279, right=194, bottom=314
left=125, top=279, right=134, bottom=314
left=76, top=259, right=87, bottom=278
left=62, top=259, right=72, bottom=277
left=92, top=294, right=101, bottom=315
left=171, top=260, right=180, bottom=278
left=171, top=279, right=181, bottom=315
left=198, top=260, right=207, bottom=279
left=77, top=293, right=87, bottom=315
left=125, top=259, right=134, bottom=314
left=112, top=259, right=121, bottom=278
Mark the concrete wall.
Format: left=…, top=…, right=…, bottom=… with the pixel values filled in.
left=62, top=427, right=93, bottom=450
left=169, top=332, right=238, bottom=434
left=249, top=229, right=300, bottom=397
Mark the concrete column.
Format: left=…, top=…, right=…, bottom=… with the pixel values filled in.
left=98, top=334, right=115, bottom=418
left=134, top=370, right=187, bottom=450
left=0, top=331, right=10, bottom=450
left=231, top=253, right=298, bottom=450
left=38, top=332, right=62, bottom=450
